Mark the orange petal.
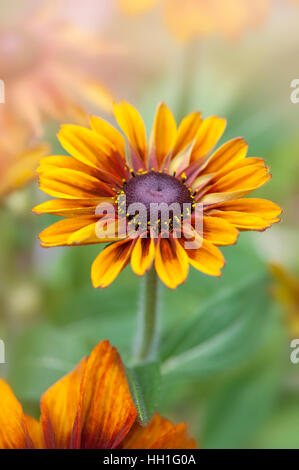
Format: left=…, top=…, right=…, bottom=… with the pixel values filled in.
left=68, top=217, right=124, bottom=245
left=203, top=216, right=239, bottom=246
left=0, top=379, right=28, bottom=449
left=39, top=215, right=101, bottom=247
left=33, top=197, right=113, bottom=217
left=40, top=358, right=87, bottom=449
left=39, top=168, right=115, bottom=199
left=191, top=116, right=227, bottom=162
left=122, top=413, right=197, bottom=449
left=24, top=415, right=44, bottom=449
left=0, top=144, right=49, bottom=198
left=58, top=124, right=123, bottom=177
left=207, top=198, right=282, bottom=230
left=37, top=155, right=117, bottom=184
left=113, top=101, right=147, bottom=161
left=172, top=111, right=202, bottom=156
left=89, top=116, right=126, bottom=160
left=208, top=198, right=282, bottom=220
left=131, top=236, right=155, bottom=275
left=78, top=341, right=137, bottom=449
left=182, top=239, right=225, bottom=277
left=201, top=164, right=271, bottom=205
left=202, top=137, right=248, bottom=174
left=150, top=102, right=177, bottom=166
left=91, top=238, right=134, bottom=288
left=155, top=236, right=189, bottom=289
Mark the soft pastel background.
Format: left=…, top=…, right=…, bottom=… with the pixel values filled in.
left=0, top=0, right=299, bottom=449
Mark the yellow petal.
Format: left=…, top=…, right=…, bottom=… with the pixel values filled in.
left=78, top=341, right=137, bottom=448
left=89, top=116, right=126, bottom=160
left=113, top=101, right=147, bottom=160
left=91, top=239, right=133, bottom=288
left=58, top=124, right=120, bottom=175
left=201, top=164, right=271, bottom=204
left=172, top=111, right=202, bottom=156
left=203, top=216, right=239, bottom=245
left=33, top=198, right=113, bottom=217
left=209, top=198, right=282, bottom=220
left=182, top=239, right=225, bottom=277
left=150, top=102, right=177, bottom=166
left=39, top=168, right=115, bottom=199
left=39, top=215, right=101, bottom=247
left=155, top=237, right=189, bottom=289
left=191, top=116, right=227, bottom=161
left=122, top=413, right=197, bottom=449
left=131, top=237, right=155, bottom=275
left=202, top=137, right=248, bottom=174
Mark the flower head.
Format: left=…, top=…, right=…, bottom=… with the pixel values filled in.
left=0, top=340, right=196, bottom=449
left=0, top=2, right=114, bottom=136
left=34, top=101, right=281, bottom=289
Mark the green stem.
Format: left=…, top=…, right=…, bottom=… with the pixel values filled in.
left=134, top=265, right=160, bottom=362
left=176, top=40, right=198, bottom=122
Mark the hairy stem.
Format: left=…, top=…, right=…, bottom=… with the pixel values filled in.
left=134, top=265, right=160, bottom=362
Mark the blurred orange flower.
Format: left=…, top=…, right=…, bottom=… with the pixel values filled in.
left=0, top=340, right=197, bottom=449
left=119, top=0, right=272, bottom=41
left=33, top=101, right=281, bottom=289
left=270, top=264, right=299, bottom=339
left=0, top=1, right=114, bottom=136
left=0, top=114, right=49, bottom=198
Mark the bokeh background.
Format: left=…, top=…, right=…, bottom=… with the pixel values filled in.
left=0, top=0, right=299, bottom=449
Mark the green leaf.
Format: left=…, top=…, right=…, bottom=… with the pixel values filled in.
left=126, top=361, right=161, bottom=425
left=160, top=274, right=275, bottom=378
left=201, top=323, right=285, bottom=448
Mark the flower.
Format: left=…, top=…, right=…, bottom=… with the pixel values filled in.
left=33, top=101, right=281, bottom=289
left=118, top=0, right=272, bottom=41
left=0, top=114, right=49, bottom=198
left=0, top=1, right=114, bottom=136
left=0, top=340, right=197, bottom=449
left=270, top=264, right=299, bottom=339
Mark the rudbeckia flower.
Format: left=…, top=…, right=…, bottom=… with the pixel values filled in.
left=0, top=340, right=196, bottom=449
left=34, top=101, right=281, bottom=289
left=0, top=1, right=114, bottom=136
left=0, top=115, right=49, bottom=198
left=118, top=0, right=271, bottom=41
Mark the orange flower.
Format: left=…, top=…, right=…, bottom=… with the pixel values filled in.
left=119, top=0, right=272, bottom=41
left=0, top=2, right=114, bottom=136
left=33, top=101, right=281, bottom=289
left=270, top=264, right=299, bottom=339
left=0, top=114, right=49, bottom=198
left=0, top=341, right=197, bottom=449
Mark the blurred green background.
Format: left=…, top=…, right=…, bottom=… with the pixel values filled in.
left=0, top=0, right=299, bottom=449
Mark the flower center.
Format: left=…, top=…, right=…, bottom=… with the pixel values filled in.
left=119, top=171, right=194, bottom=232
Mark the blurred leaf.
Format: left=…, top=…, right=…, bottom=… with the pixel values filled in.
left=201, top=322, right=285, bottom=448
left=160, top=275, right=274, bottom=379
left=127, top=361, right=161, bottom=425
left=8, top=324, right=89, bottom=402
